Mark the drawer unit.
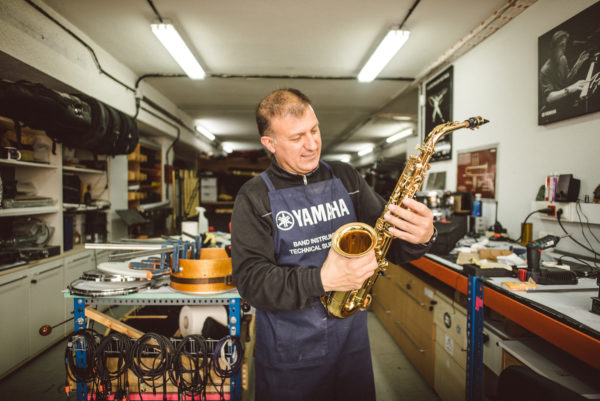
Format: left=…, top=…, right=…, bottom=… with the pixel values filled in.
left=433, top=292, right=467, bottom=352
left=29, top=260, right=65, bottom=355
left=0, top=269, right=30, bottom=377
left=372, top=264, right=436, bottom=388
left=434, top=342, right=466, bottom=401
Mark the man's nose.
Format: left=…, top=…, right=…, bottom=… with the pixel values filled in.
left=304, top=134, right=318, bottom=149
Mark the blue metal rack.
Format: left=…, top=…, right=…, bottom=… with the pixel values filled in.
left=68, top=290, right=243, bottom=401
left=466, top=276, right=484, bottom=401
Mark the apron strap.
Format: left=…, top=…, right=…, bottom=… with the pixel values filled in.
left=260, top=171, right=276, bottom=192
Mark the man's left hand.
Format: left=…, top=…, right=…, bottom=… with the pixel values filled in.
left=383, top=198, right=434, bottom=245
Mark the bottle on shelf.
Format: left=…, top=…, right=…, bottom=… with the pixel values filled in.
left=472, top=193, right=482, bottom=217
left=197, top=206, right=209, bottom=234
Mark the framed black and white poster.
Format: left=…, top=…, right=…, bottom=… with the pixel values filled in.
left=538, top=2, right=600, bottom=125
left=425, top=65, right=453, bottom=162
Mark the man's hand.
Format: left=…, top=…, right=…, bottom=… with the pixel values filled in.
left=320, top=248, right=378, bottom=292
left=384, top=198, right=434, bottom=244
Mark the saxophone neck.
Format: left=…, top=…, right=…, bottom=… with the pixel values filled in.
left=425, top=116, right=489, bottom=147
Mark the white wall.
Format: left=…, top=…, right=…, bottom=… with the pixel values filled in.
left=427, top=0, right=600, bottom=257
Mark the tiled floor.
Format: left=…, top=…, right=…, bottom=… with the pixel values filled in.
left=0, top=310, right=440, bottom=401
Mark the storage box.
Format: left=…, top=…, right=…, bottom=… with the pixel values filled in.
left=200, top=177, right=218, bottom=202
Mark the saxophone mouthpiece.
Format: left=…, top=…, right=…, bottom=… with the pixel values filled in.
left=466, top=116, right=489, bottom=128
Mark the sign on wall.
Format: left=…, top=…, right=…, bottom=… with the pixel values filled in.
left=538, top=2, right=600, bottom=125
left=456, top=146, right=497, bottom=199
left=425, top=65, right=453, bottom=162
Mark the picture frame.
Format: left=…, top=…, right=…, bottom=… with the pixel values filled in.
left=456, top=146, right=497, bottom=199
left=425, top=65, right=453, bottom=162
left=538, top=2, right=600, bottom=125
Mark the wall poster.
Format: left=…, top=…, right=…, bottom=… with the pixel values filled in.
left=456, top=146, right=497, bottom=199
left=425, top=65, right=453, bottom=162
left=538, top=2, right=600, bottom=125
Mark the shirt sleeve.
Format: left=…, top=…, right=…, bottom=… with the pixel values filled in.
left=231, top=187, right=324, bottom=312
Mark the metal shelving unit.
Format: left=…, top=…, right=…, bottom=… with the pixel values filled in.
left=67, top=289, right=243, bottom=401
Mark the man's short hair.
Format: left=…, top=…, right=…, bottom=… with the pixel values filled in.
left=255, top=88, right=312, bottom=137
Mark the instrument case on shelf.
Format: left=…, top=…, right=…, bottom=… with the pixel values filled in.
left=0, top=79, right=92, bottom=146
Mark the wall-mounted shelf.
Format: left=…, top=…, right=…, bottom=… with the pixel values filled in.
left=532, top=201, right=600, bottom=225
left=63, top=166, right=105, bottom=175
left=0, top=159, right=57, bottom=169
left=0, top=205, right=60, bottom=217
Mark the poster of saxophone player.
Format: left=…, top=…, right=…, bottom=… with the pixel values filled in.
left=456, top=146, right=497, bottom=199
left=425, top=65, right=453, bottom=162
left=538, top=1, right=600, bottom=125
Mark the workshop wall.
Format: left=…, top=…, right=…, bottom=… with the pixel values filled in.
left=427, top=0, right=599, bottom=256
left=0, top=0, right=214, bottom=153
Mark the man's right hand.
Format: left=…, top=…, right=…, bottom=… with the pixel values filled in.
left=320, top=248, right=378, bottom=292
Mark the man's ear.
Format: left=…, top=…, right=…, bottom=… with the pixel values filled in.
left=261, top=135, right=276, bottom=154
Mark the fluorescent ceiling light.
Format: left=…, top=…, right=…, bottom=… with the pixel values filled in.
left=386, top=128, right=414, bottom=144
left=195, top=124, right=215, bottom=141
left=340, top=155, right=351, bottom=163
left=358, top=146, right=374, bottom=157
left=222, top=143, right=233, bottom=154
left=358, top=28, right=410, bottom=83
left=151, top=22, right=206, bottom=80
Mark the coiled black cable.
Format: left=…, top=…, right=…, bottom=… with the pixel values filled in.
left=208, top=335, right=243, bottom=399
left=170, top=335, right=209, bottom=399
left=129, top=333, right=174, bottom=400
left=64, top=329, right=102, bottom=392
left=94, top=332, right=131, bottom=400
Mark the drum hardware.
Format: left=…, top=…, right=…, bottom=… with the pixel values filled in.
left=69, top=279, right=151, bottom=297
left=81, top=270, right=145, bottom=282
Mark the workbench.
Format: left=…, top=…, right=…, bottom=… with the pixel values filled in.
left=412, top=253, right=600, bottom=371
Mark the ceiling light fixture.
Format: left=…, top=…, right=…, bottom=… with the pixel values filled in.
left=195, top=124, right=215, bottom=141
left=340, top=155, right=351, bottom=163
left=386, top=128, right=414, bottom=144
left=151, top=22, right=206, bottom=80
left=357, top=146, right=374, bottom=157
left=357, top=28, right=410, bottom=83
left=222, top=144, right=233, bottom=154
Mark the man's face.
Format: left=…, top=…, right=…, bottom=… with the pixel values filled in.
left=261, top=107, right=321, bottom=175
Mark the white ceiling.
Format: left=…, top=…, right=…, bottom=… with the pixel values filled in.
left=36, top=0, right=510, bottom=160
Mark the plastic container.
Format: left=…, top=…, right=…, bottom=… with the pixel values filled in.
left=472, top=193, right=482, bottom=217
left=196, top=206, right=209, bottom=234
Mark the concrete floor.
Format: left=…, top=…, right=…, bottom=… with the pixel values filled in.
left=0, top=311, right=440, bottom=401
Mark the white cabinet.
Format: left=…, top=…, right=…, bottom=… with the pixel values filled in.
left=0, top=270, right=30, bottom=376
left=63, top=251, right=94, bottom=333
left=28, top=260, right=65, bottom=354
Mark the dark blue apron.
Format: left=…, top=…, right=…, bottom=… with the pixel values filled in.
left=254, top=162, right=375, bottom=401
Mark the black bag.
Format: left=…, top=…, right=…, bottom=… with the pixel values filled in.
left=71, top=94, right=111, bottom=151
left=94, top=104, right=121, bottom=155
left=0, top=79, right=92, bottom=139
left=113, top=110, right=139, bottom=155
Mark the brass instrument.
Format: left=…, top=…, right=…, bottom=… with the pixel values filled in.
left=321, top=116, right=489, bottom=318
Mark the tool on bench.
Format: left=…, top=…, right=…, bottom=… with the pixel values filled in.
left=526, top=235, right=578, bottom=285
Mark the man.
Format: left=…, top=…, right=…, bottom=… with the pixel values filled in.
left=231, top=88, right=435, bottom=401
left=539, top=30, right=589, bottom=110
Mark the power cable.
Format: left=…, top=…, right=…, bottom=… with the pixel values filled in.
left=556, top=209, right=599, bottom=257
left=146, top=0, right=164, bottom=23
left=24, top=0, right=135, bottom=93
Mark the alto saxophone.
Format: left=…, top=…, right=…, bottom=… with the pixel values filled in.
left=321, top=116, right=489, bottom=318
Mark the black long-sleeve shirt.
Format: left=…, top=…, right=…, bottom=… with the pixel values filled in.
left=231, top=160, right=431, bottom=311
